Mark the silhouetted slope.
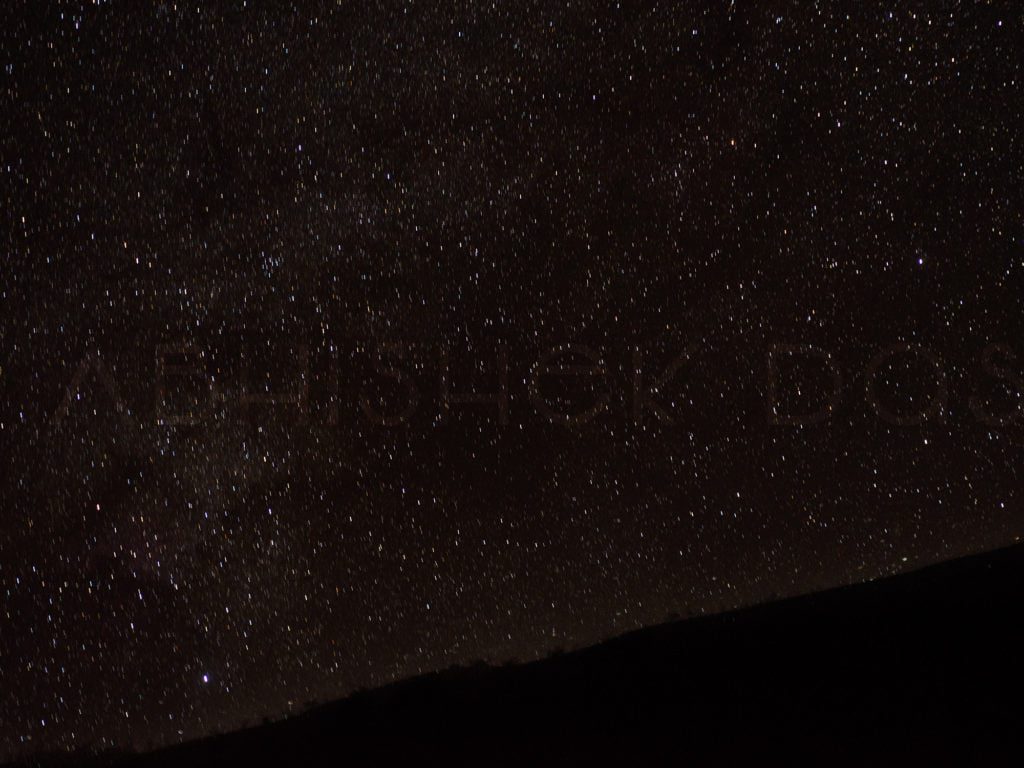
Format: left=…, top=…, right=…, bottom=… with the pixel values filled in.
left=18, top=543, right=1024, bottom=767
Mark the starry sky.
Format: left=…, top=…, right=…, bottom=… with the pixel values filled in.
left=2, top=0, right=1023, bottom=758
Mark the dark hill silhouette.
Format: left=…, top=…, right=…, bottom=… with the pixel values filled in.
left=15, top=542, right=1024, bottom=767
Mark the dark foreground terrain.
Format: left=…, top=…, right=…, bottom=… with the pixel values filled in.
left=15, top=542, right=1024, bottom=767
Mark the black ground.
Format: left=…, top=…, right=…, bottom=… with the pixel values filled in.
left=15, top=540, right=1024, bottom=767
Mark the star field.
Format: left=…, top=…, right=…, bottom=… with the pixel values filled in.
left=1, top=0, right=1022, bottom=758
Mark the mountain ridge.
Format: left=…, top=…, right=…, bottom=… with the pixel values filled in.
left=12, top=539, right=1024, bottom=767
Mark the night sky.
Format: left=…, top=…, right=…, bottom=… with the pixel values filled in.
left=2, top=0, right=1023, bottom=758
